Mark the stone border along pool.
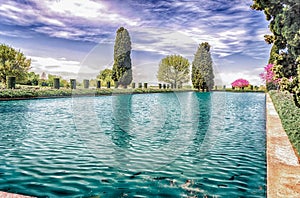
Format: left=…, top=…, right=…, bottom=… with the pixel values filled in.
left=0, top=191, right=35, bottom=198
left=1, top=92, right=300, bottom=197
left=266, top=93, right=300, bottom=197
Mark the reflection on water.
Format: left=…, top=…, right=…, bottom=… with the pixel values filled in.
left=111, top=94, right=133, bottom=148
left=0, top=92, right=266, bottom=197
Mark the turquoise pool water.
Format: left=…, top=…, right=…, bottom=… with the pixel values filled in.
left=0, top=92, right=266, bottom=197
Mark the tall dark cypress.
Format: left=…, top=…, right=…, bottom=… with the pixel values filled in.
left=112, top=27, right=132, bottom=88
left=192, top=42, right=214, bottom=91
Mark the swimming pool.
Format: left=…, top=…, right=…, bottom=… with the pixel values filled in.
left=0, top=92, right=266, bottom=197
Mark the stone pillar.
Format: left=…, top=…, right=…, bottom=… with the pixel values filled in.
left=97, top=80, right=101, bottom=89
left=7, top=76, right=16, bottom=89
left=83, top=79, right=89, bottom=89
left=53, top=78, right=60, bottom=89
left=114, top=81, right=118, bottom=88
left=70, top=79, right=76, bottom=89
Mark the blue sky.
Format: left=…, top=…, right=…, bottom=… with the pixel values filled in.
left=0, top=0, right=271, bottom=86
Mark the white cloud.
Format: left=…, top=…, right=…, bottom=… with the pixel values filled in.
left=218, top=70, right=264, bottom=87
left=41, top=0, right=140, bottom=26
left=29, top=55, right=81, bottom=75
left=39, top=17, right=65, bottom=27
left=131, top=28, right=197, bottom=57
left=0, top=0, right=140, bottom=41
left=255, top=27, right=272, bottom=41
left=44, top=0, right=106, bottom=18
left=0, top=30, right=32, bottom=38
left=0, top=4, right=23, bottom=12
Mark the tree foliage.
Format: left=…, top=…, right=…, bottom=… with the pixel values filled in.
left=251, top=0, right=299, bottom=61
left=0, top=44, right=31, bottom=84
left=45, top=74, right=69, bottom=88
left=251, top=0, right=300, bottom=106
left=259, top=63, right=278, bottom=90
left=97, top=68, right=114, bottom=86
left=157, top=54, right=190, bottom=88
left=23, top=71, right=39, bottom=85
left=192, top=42, right=214, bottom=91
left=112, top=27, right=132, bottom=88
left=231, top=78, right=249, bottom=88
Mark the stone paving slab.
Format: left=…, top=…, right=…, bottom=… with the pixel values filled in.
left=0, top=191, right=35, bottom=198
left=266, top=94, right=300, bottom=198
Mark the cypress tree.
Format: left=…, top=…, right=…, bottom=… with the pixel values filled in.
left=112, top=27, right=132, bottom=88
left=192, top=42, right=214, bottom=91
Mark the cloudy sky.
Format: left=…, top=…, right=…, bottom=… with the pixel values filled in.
left=0, top=0, right=271, bottom=86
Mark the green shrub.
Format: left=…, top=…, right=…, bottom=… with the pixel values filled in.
left=0, top=87, right=195, bottom=99
left=269, top=91, right=300, bottom=156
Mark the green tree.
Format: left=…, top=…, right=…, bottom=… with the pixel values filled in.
left=192, top=42, right=214, bottom=91
left=46, top=74, right=56, bottom=87
left=157, top=54, right=190, bottom=88
left=97, top=68, right=114, bottom=85
left=46, top=74, right=69, bottom=88
left=0, top=44, right=31, bottom=84
left=112, top=27, right=132, bottom=88
left=268, top=43, right=278, bottom=64
left=251, top=0, right=300, bottom=106
left=21, top=71, right=39, bottom=85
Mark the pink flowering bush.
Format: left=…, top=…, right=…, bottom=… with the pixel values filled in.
left=231, top=78, right=249, bottom=89
left=259, top=63, right=279, bottom=90
left=259, top=64, right=276, bottom=83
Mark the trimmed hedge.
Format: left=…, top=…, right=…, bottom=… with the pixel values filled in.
left=223, top=88, right=265, bottom=93
left=269, top=90, right=300, bottom=156
left=0, top=87, right=267, bottom=99
left=0, top=88, right=194, bottom=99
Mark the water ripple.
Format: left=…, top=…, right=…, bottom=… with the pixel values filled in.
left=0, top=92, right=266, bottom=197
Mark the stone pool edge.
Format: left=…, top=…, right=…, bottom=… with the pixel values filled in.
left=266, top=93, right=300, bottom=197
left=0, top=191, right=35, bottom=198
